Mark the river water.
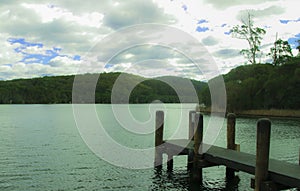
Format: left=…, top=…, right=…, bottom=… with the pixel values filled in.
left=0, top=104, right=299, bottom=190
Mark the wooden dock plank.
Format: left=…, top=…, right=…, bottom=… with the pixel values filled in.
left=269, top=159, right=300, bottom=188
left=164, top=139, right=300, bottom=188
left=164, top=139, right=193, bottom=155
left=204, top=144, right=256, bottom=174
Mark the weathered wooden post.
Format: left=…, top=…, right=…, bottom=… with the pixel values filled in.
left=255, top=118, right=271, bottom=191
left=298, top=148, right=300, bottom=191
left=188, top=111, right=196, bottom=170
left=226, top=113, right=236, bottom=180
left=189, top=111, right=196, bottom=140
left=193, top=112, right=203, bottom=181
left=167, top=154, right=173, bottom=171
left=155, top=111, right=164, bottom=170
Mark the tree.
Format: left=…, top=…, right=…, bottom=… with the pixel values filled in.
left=268, top=35, right=293, bottom=66
left=230, top=13, right=266, bottom=64
left=297, top=39, right=300, bottom=57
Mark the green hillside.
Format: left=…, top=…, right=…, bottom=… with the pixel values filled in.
left=1, top=59, right=299, bottom=113
left=0, top=72, right=206, bottom=104
left=201, top=58, right=300, bottom=112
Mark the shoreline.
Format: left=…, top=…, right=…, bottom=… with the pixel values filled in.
left=234, top=109, right=300, bottom=119
left=1, top=104, right=299, bottom=119
left=200, top=108, right=300, bottom=119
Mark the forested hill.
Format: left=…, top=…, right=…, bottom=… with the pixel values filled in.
left=1, top=61, right=299, bottom=111
left=201, top=60, right=300, bottom=111
left=0, top=72, right=206, bottom=104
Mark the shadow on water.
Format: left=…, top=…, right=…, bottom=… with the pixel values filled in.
left=150, top=168, right=240, bottom=191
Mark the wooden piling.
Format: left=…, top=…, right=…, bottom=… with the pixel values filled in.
left=255, top=118, right=271, bottom=191
left=189, top=111, right=196, bottom=141
left=158, top=110, right=300, bottom=189
left=226, top=113, right=236, bottom=180
left=154, top=111, right=164, bottom=169
left=188, top=111, right=196, bottom=170
left=193, top=112, right=203, bottom=181
left=298, top=147, right=300, bottom=191
left=167, top=154, right=173, bottom=171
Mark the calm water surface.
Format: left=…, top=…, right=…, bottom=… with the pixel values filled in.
left=0, top=104, right=299, bottom=190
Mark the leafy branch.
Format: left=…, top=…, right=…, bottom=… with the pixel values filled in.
left=230, top=12, right=266, bottom=64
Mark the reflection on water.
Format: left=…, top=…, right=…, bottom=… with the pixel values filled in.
left=0, top=104, right=299, bottom=190
left=151, top=167, right=241, bottom=191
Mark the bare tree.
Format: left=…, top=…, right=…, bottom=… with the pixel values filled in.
left=230, top=13, right=266, bottom=64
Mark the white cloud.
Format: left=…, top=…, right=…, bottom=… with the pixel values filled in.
left=22, top=3, right=104, bottom=28
left=0, top=34, right=23, bottom=65
left=0, top=0, right=299, bottom=81
left=203, top=0, right=280, bottom=10
left=202, top=36, right=219, bottom=46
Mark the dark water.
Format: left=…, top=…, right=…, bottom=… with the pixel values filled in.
left=0, top=104, right=299, bottom=190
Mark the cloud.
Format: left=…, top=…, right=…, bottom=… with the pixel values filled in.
left=0, top=34, right=23, bottom=65
left=0, top=56, right=82, bottom=80
left=0, top=4, right=92, bottom=54
left=204, top=0, right=279, bottom=9
left=202, top=36, right=219, bottom=46
left=0, top=0, right=178, bottom=80
left=0, top=36, right=82, bottom=80
left=213, top=49, right=240, bottom=59
left=0, top=0, right=175, bottom=56
left=6, top=38, right=78, bottom=65
left=105, top=45, right=177, bottom=65
left=0, top=0, right=299, bottom=81
left=0, top=62, right=51, bottom=80
left=237, top=5, right=285, bottom=19
left=103, top=0, right=176, bottom=30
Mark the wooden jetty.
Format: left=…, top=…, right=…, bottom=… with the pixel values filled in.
left=154, top=111, right=300, bottom=191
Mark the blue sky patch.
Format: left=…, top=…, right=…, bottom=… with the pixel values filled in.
left=104, top=64, right=114, bottom=69
left=280, top=18, right=300, bottom=24
left=73, top=55, right=81, bottom=61
left=280, top=19, right=289, bottom=24
left=196, top=19, right=209, bottom=33
left=224, top=31, right=231, bottom=35
left=196, top=26, right=209, bottom=32
left=4, top=64, right=13, bottom=67
left=197, top=19, right=208, bottom=24
left=288, top=33, right=300, bottom=49
left=47, top=4, right=56, bottom=9
left=41, top=73, right=53, bottom=77
left=8, top=38, right=43, bottom=54
left=7, top=37, right=80, bottom=65
left=8, top=38, right=43, bottom=48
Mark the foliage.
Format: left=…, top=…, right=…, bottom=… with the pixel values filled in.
left=0, top=73, right=206, bottom=104
left=230, top=13, right=266, bottom=64
left=1, top=58, right=299, bottom=112
left=268, top=38, right=293, bottom=66
left=297, top=40, right=300, bottom=56
left=201, top=57, right=300, bottom=111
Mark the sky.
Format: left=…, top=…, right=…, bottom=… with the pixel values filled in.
left=0, top=0, right=299, bottom=81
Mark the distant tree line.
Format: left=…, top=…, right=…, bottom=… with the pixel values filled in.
left=0, top=59, right=299, bottom=111
left=0, top=73, right=206, bottom=104
left=1, top=57, right=299, bottom=112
